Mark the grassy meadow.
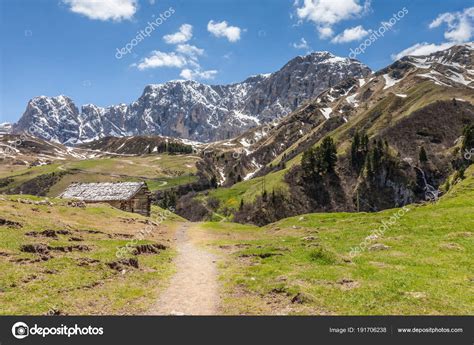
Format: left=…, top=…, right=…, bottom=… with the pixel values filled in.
left=194, top=166, right=474, bottom=315
left=0, top=157, right=472, bottom=316
left=0, top=153, right=199, bottom=196
left=0, top=195, right=182, bottom=315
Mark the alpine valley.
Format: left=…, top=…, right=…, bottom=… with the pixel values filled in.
left=1, top=43, right=473, bottom=316
left=3, top=43, right=474, bottom=222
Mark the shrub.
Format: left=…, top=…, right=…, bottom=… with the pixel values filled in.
left=308, top=248, right=337, bottom=265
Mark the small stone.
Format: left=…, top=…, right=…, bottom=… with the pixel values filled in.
left=365, top=234, right=379, bottom=241
left=291, top=292, right=312, bottom=304
left=368, top=243, right=390, bottom=251
left=405, top=291, right=426, bottom=299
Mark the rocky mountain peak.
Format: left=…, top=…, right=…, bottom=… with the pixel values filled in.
left=13, top=52, right=372, bottom=145
left=401, top=43, right=474, bottom=70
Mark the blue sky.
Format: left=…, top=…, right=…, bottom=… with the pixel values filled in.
left=1, top=0, right=473, bottom=123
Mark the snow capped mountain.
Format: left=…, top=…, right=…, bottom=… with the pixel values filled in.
left=204, top=43, right=474, bottom=187
left=301, top=43, right=474, bottom=127
left=403, top=43, right=474, bottom=88
left=14, top=95, right=80, bottom=144
left=0, top=122, right=12, bottom=134
left=13, top=52, right=371, bottom=144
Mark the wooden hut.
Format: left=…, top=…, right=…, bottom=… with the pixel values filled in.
left=60, top=182, right=151, bottom=216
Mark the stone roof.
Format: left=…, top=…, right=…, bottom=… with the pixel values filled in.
left=60, top=182, right=147, bottom=202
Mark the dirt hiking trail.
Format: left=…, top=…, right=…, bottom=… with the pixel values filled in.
left=148, top=223, right=220, bottom=315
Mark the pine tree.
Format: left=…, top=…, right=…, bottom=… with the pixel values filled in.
left=262, top=189, right=268, bottom=202
left=444, top=179, right=450, bottom=192
left=351, top=131, right=360, bottom=168
left=320, top=136, right=337, bottom=172
left=302, top=136, right=338, bottom=178
left=462, top=124, right=474, bottom=153
left=419, top=146, right=428, bottom=163
left=361, top=134, right=369, bottom=152
left=302, top=148, right=316, bottom=178
left=351, top=131, right=369, bottom=173
left=239, top=198, right=244, bottom=211
left=365, top=154, right=374, bottom=178
left=210, top=176, right=218, bottom=188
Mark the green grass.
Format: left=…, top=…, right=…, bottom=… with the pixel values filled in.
left=0, top=195, right=179, bottom=315
left=207, top=168, right=289, bottom=211
left=0, top=154, right=200, bottom=196
left=0, top=163, right=63, bottom=180
left=198, top=166, right=474, bottom=315
left=146, top=174, right=198, bottom=192
left=0, top=163, right=63, bottom=191
left=64, top=154, right=198, bottom=177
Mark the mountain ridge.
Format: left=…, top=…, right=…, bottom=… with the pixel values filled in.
left=175, top=43, right=474, bottom=223
left=13, top=52, right=371, bottom=145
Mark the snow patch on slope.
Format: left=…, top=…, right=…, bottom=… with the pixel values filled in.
left=320, top=108, right=332, bottom=119
left=383, top=74, right=402, bottom=90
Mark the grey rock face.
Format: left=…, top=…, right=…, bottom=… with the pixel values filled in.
left=14, top=95, right=80, bottom=144
left=14, top=52, right=371, bottom=144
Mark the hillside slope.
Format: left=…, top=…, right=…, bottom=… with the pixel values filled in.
left=184, top=43, right=474, bottom=223
left=196, top=165, right=474, bottom=315
left=0, top=196, right=182, bottom=315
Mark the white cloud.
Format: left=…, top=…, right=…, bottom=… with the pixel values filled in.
left=180, top=68, right=218, bottom=80
left=179, top=69, right=194, bottom=80
left=317, top=26, right=334, bottom=39
left=294, top=0, right=370, bottom=39
left=135, top=51, right=187, bottom=70
left=391, top=42, right=456, bottom=61
left=63, top=0, right=137, bottom=21
left=163, top=24, right=193, bottom=44
left=134, top=44, right=214, bottom=81
left=207, top=20, right=242, bottom=42
left=392, top=7, right=473, bottom=61
left=429, top=7, right=474, bottom=43
left=137, top=26, right=217, bottom=79
left=331, top=25, right=369, bottom=43
left=176, top=44, right=204, bottom=58
left=292, top=38, right=309, bottom=49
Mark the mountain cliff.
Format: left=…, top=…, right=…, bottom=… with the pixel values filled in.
left=13, top=52, right=371, bottom=144
left=177, top=43, right=474, bottom=223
